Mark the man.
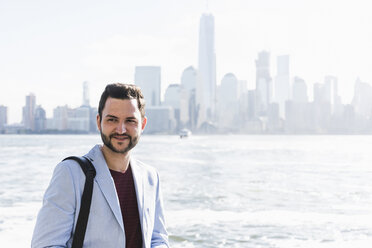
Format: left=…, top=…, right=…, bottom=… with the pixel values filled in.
left=32, top=83, right=169, bottom=248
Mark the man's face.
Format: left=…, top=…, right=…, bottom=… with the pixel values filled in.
left=97, top=97, right=146, bottom=154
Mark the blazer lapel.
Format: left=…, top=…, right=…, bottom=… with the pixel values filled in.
left=130, top=159, right=146, bottom=238
left=85, top=145, right=124, bottom=232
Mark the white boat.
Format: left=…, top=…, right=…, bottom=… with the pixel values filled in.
left=179, top=129, right=191, bottom=138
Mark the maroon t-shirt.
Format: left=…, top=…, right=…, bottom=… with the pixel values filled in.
left=110, top=165, right=143, bottom=248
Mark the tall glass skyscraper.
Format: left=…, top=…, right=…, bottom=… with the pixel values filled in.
left=22, top=93, right=36, bottom=131
left=134, top=66, right=161, bottom=106
left=274, top=55, right=290, bottom=118
left=82, top=81, right=90, bottom=107
left=255, top=51, right=272, bottom=116
left=197, top=13, right=216, bottom=125
left=0, top=105, right=7, bottom=130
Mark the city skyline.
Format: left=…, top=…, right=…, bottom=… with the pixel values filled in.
left=1, top=0, right=371, bottom=123
left=1, top=48, right=370, bottom=127
left=2, top=65, right=372, bottom=134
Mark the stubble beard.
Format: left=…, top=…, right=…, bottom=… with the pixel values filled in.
left=100, top=131, right=139, bottom=154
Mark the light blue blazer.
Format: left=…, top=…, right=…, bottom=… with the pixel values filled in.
left=32, top=145, right=169, bottom=248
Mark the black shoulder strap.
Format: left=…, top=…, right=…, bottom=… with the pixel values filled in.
left=62, top=156, right=96, bottom=248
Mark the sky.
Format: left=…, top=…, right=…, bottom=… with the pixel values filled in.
left=1, top=0, right=371, bottom=124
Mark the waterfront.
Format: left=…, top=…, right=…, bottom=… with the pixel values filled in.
left=0, top=135, right=371, bottom=247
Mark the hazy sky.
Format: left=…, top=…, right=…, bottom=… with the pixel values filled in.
left=1, top=0, right=371, bottom=123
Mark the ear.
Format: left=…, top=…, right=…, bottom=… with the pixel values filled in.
left=141, top=116, right=147, bottom=131
left=96, top=114, right=102, bottom=131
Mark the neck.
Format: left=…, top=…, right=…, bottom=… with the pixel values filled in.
left=101, top=145, right=130, bottom=173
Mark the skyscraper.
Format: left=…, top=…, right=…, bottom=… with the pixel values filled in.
left=181, top=66, right=198, bottom=92
left=83, top=81, right=90, bottom=107
left=34, top=105, right=46, bottom=132
left=324, top=76, right=338, bottom=105
left=22, top=93, right=36, bottom=131
left=218, top=73, right=239, bottom=130
left=292, top=76, right=308, bottom=103
left=163, top=84, right=188, bottom=130
left=53, top=105, right=69, bottom=131
left=0, top=105, right=7, bottom=130
left=197, top=13, right=216, bottom=125
left=313, top=83, right=325, bottom=103
left=324, top=75, right=341, bottom=114
left=181, top=66, right=198, bottom=130
left=255, top=51, right=272, bottom=116
left=274, top=55, right=290, bottom=118
left=135, top=66, right=161, bottom=106
left=219, top=73, right=239, bottom=105
left=352, top=78, right=372, bottom=118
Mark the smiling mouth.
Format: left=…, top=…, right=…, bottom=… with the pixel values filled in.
left=112, top=135, right=129, bottom=141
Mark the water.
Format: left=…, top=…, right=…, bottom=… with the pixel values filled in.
left=0, top=135, right=371, bottom=247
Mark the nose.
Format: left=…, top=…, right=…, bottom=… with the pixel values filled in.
left=116, top=121, right=126, bottom=134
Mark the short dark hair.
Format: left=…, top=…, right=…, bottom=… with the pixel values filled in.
left=98, top=83, right=146, bottom=120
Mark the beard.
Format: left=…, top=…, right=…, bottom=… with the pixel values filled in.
left=100, top=131, right=139, bottom=154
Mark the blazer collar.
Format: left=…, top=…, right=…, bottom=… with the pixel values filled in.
left=85, top=145, right=145, bottom=234
left=85, top=145, right=124, bottom=231
left=130, top=158, right=145, bottom=231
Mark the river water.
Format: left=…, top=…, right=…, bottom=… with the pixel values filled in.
left=0, top=134, right=371, bottom=247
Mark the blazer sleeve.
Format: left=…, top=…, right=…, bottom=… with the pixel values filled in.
left=151, top=172, right=170, bottom=248
left=31, top=162, right=77, bottom=248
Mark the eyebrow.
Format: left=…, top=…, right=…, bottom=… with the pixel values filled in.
left=105, top=115, right=138, bottom=120
left=126, top=116, right=138, bottom=121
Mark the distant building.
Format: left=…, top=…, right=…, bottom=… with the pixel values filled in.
left=274, top=55, right=290, bottom=118
left=164, top=84, right=181, bottom=109
left=312, top=83, right=331, bottom=132
left=243, top=90, right=263, bottom=133
left=81, top=81, right=97, bottom=132
left=49, top=104, right=95, bottom=133
left=198, top=13, right=217, bottom=126
left=292, top=76, right=308, bottom=103
left=217, top=73, right=239, bottom=131
left=163, top=84, right=188, bottom=131
left=22, top=93, right=36, bottom=131
left=247, top=90, right=257, bottom=121
left=267, top=103, right=281, bottom=132
left=34, top=105, right=46, bottom=132
left=67, top=106, right=90, bottom=133
left=2, top=123, right=25, bottom=134
left=181, top=66, right=198, bottom=92
left=0, top=105, right=7, bottom=130
left=46, top=118, right=54, bottom=130
left=135, top=66, right=161, bottom=106
left=342, top=104, right=356, bottom=132
left=255, top=51, right=272, bottom=116
left=83, top=81, right=90, bottom=107
left=324, top=75, right=342, bottom=115
left=238, top=80, right=249, bottom=130
left=324, top=76, right=338, bottom=104
left=181, top=66, right=198, bottom=130
left=144, top=106, right=176, bottom=134
left=90, top=107, right=98, bottom=133
left=52, top=105, right=69, bottom=131
left=285, top=100, right=313, bottom=133
left=238, top=80, right=248, bottom=99
left=352, top=78, right=372, bottom=119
